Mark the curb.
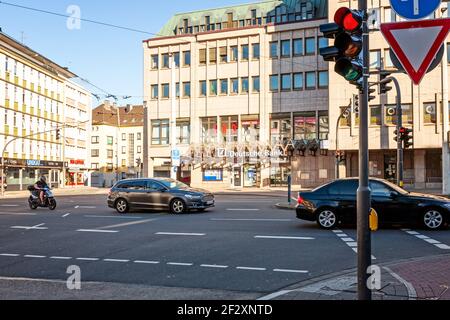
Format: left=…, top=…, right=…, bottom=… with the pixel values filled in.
left=274, top=203, right=296, bottom=210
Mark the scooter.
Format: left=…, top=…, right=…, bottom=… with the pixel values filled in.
left=28, top=186, right=57, bottom=211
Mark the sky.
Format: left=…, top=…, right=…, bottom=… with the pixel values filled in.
left=0, top=0, right=250, bottom=106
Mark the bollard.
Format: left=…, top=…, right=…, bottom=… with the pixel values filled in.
left=287, top=175, right=292, bottom=204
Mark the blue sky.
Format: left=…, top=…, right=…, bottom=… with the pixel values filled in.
left=0, top=0, right=249, bottom=106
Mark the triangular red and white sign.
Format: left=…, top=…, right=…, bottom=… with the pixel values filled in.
left=381, top=19, right=450, bottom=85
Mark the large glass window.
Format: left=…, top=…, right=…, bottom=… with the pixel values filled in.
left=293, top=39, right=303, bottom=56
left=318, top=37, right=328, bottom=50
left=220, top=79, right=228, bottom=94
left=270, top=75, right=279, bottom=92
left=241, top=116, right=260, bottom=143
left=293, top=73, right=303, bottom=90
left=209, top=48, right=217, bottom=64
left=241, top=77, right=249, bottom=93
left=151, top=55, right=158, bottom=69
left=199, top=49, right=206, bottom=65
left=183, top=51, right=191, bottom=66
left=385, top=104, right=413, bottom=125
left=176, top=121, right=190, bottom=144
left=219, top=47, right=227, bottom=63
left=200, top=81, right=207, bottom=96
left=281, top=74, right=291, bottom=91
left=201, top=117, right=217, bottom=144
left=162, top=53, right=169, bottom=68
left=423, top=102, right=436, bottom=124
left=210, top=80, right=217, bottom=96
left=294, top=113, right=316, bottom=140
left=241, top=45, right=249, bottom=61
left=281, top=40, right=291, bottom=57
left=306, top=72, right=316, bottom=89
left=230, top=46, right=238, bottom=62
left=231, top=78, right=239, bottom=94
left=270, top=41, right=278, bottom=58
left=370, top=50, right=381, bottom=69
left=162, top=83, right=169, bottom=98
left=252, top=76, right=260, bottom=93
left=319, top=112, right=329, bottom=140
left=252, top=43, right=260, bottom=59
left=152, top=120, right=169, bottom=145
left=370, top=105, right=382, bottom=125
left=151, top=85, right=158, bottom=99
left=305, top=37, right=315, bottom=55
left=318, top=71, right=328, bottom=89
left=270, top=116, right=291, bottom=144
left=221, top=116, right=239, bottom=143
left=107, top=136, right=113, bottom=145
left=183, top=82, right=191, bottom=97
left=174, top=52, right=180, bottom=68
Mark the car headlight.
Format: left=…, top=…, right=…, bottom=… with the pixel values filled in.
left=185, top=194, right=202, bottom=200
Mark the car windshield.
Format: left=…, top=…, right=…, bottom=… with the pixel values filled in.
left=158, top=179, right=189, bottom=190
left=378, top=179, right=409, bottom=195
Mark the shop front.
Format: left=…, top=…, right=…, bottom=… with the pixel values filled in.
left=0, top=158, right=65, bottom=191
left=66, top=159, right=88, bottom=187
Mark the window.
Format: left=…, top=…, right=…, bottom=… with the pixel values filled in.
left=252, top=43, right=260, bottom=59
left=152, top=120, right=169, bottom=145
left=293, top=73, right=303, bottom=90
left=221, top=116, right=239, bottom=142
left=318, top=37, right=328, bottom=50
left=318, top=71, right=328, bottom=89
left=137, top=133, right=142, bottom=141
left=423, top=102, right=437, bottom=124
left=385, top=49, right=394, bottom=68
left=174, top=52, right=180, bottom=68
left=270, top=42, right=278, bottom=58
left=162, top=83, right=169, bottom=98
left=270, top=75, right=279, bottom=91
left=122, top=159, right=127, bottom=167
left=91, top=136, right=99, bottom=144
left=122, top=146, right=126, bottom=154
left=305, top=37, right=315, bottom=55
left=281, top=74, right=291, bottom=91
left=241, top=77, right=249, bottom=93
left=201, top=117, right=217, bottom=143
left=176, top=83, right=180, bottom=98
left=200, top=81, right=207, bottom=96
left=384, top=7, right=396, bottom=23
left=162, top=53, right=169, bottom=68
left=231, top=78, right=239, bottom=94
left=183, top=82, right=191, bottom=97
left=219, top=47, right=227, bottom=63
left=340, top=106, right=351, bottom=127
left=241, top=45, right=249, bottom=61
left=306, top=72, right=316, bottom=89
left=199, top=49, right=206, bottom=65
left=151, top=55, right=158, bottom=69
left=370, top=181, right=393, bottom=197
left=107, top=150, right=114, bottom=159
left=107, top=136, right=113, bottom=145
left=176, top=121, right=190, bottom=144
left=370, top=105, right=381, bottom=125
left=230, top=46, right=238, bottom=62
left=370, top=50, right=381, bottom=69
left=252, top=76, right=260, bottom=93
left=328, top=180, right=358, bottom=196
left=241, top=116, right=260, bottom=142
left=151, top=85, right=158, bottom=99
left=294, top=113, right=316, bottom=140
left=293, top=39, right=303, bottom=56
left=319, top=111, right=329, bottom=140
left=91, top=149, right=99, bottom=157
left=210, top=80, right=217, bottom=96
left=209, top=48, right=217, bottom=64
left=91, top=163, right=99, bottom=170
left=122, top=133, right=126, bottom=141
left=220, top=79, right=228, bottom=94
left=281, top=40, right=290, bottom=57
left=385, top=104, right=413, bottom=125
left=270, top=116, right=291, bottom=144
left=183, top=51, right=191, bottom=66
left=137, top=146, right=142, bottom=154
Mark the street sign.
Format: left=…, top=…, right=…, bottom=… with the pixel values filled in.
left=390, top=0, right=441, bottom=20
left=171, top=149, right=181, bottom=167
left=389, top=45, right=444, bottom=75
left=381, top=19, right=450, bottom=85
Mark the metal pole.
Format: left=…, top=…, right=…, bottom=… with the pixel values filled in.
left=170, top=52, right=177, bottom=180
left=357, top=0, right=371, bottom=301
left=287, top=175, right=292, bottom=204
left=1, top=157, right=4, bottom=197
left=441, top=13, right=450, bottom=195
left=336, top=115, right=340, bottom=180
left=394, top=79, right=403, bottom=188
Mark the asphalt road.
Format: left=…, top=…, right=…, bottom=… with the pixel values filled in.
left=0, top=193, right=449, bottom=300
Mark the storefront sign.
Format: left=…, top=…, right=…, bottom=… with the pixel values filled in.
left=216, top=148, right=283, bottom=158
left=203, top=169, right=223, bottom=182
left=27, top=160, right=42, bottom=167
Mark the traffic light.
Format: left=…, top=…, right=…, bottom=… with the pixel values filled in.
left=335, top=150, right=346, bottom=163
left=379, top=71, right=393, bottom=94
left=393, top=129, right=399, bottom=143
left=55, top=129, right=61, bottom=140
left=319, top=7, right=364, bottom=86
left=352, top=94, right=360, bottom=114
left=368, top=88, right=376, bottom=101
left=401, top=127, right=413, bottom=149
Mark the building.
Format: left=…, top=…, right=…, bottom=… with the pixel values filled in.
left=143, top=0, right=331, bottom=190
left=90, top=101, right=144, bottom=187
left=0, top=31, right=90, bottom=191
left=64, top=80, right=92, bottom=187
left=328, top=0, right=450, bottom=192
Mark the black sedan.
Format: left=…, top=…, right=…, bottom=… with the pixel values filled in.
left=108, top=178, right=215, bottom=214
left=296, top=178, right=450, bottom=230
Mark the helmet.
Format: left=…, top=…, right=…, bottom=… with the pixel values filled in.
left=40, top=176, right=47, bottom=183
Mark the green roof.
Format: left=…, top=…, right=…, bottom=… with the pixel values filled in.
left=157, top=0, right=327, bottom=37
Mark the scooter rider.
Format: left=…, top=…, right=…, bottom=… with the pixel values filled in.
left=34, top=176, right=48, bottom=205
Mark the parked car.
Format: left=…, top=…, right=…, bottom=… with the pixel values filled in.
left=107, top=178, right=215, bottom=214
left=296, top=178, right=450, bottom=230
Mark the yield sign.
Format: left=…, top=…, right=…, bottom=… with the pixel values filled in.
left=381, top=18, right=450, bottom=85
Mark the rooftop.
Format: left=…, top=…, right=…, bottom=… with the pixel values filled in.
left=92, top=101, right=144, bottom=127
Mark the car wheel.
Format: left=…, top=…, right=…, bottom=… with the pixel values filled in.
left=115, top=199, right=129, bottom=214
left=422, top=209, right=444, bottom=230
left=170, top=199, right=186, bottom=214
left=317, top=209, right=338, bottom=229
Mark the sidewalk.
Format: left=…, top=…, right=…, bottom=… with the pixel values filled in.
left=261, top=254, right=450, bottom=300
left=0, top=187, right=108, bottom=199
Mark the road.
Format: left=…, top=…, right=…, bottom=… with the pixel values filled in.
left=0, top=192, right=449, bottom=300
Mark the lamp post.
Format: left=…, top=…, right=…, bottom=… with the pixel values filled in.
left=169, top=52, right=177, bottom=180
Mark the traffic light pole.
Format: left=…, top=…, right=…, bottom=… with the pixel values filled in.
left=394, top=78, right=403, bottom=188
left=357, top=0, right=371, bottom=301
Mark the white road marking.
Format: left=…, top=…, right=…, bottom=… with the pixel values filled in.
left=167, top=262, right=193, bottom=266
left=254, top=236, right=315, bottom=240
left=62, top=213, right=71, bottom=218
left=50, top=256, right=72, bottom=260
left=226, top=209, right=260, bottom=211
left=258, top=290, right=292, bottom=301
left=24, top=255, right=46, bottom=259
left=0, top=253, right=20, bottom=257
left=74, top=206, right=79, bottom=209
left=103, top=259, right=130, bottom=263
left=0, top=213, right=36, bottom=216
left=341, top=238, right=354, bottom=242
left=334, top=232, right=377, bottom=260
left=156, top=232, right=205, bottom=236
left=273, top=269, right=309, bottom=274
left=98, top=219, right=154, bottom=230
left=76, top=229, right=119, bottom=233
left=0, top=205, right=19, bottom=207
left=211, top=218, right=292, bottom=222
left=236, top=267, right=267, bottom=271
left=200, top=264, right=229, bottom=269
left=85, top=215, right=144, bottom=220
left=76, top=257, right=99, bottom=261
left=11, top=223, right=48, bottom=230
left=134, top=260, right=160, bottom=265
left=77, top=206, right=97, bottom=209
left=401, top=229, right=450, bottom=250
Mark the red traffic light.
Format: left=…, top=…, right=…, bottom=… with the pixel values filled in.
left=334, top=7, right=363, bottom=33
left=399, top=127, right=407, bottom=134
